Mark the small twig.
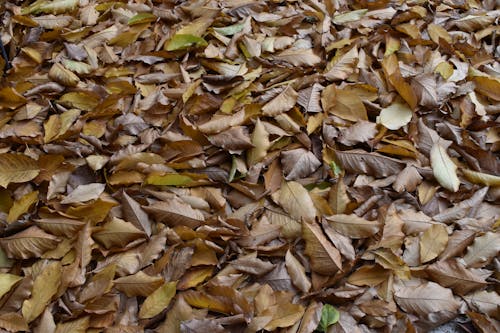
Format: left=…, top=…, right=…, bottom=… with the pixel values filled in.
left=0, top=38, right=12, bottom=73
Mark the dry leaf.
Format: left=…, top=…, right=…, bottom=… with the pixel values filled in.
left=420, top=224, right=448, bottom=263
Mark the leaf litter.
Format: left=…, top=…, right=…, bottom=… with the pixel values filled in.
left=0, top=0, right=499, bottom=332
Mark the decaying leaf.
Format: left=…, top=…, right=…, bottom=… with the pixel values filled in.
left=0, top=0, right=498, bottom=330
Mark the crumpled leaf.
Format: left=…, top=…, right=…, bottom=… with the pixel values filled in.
left=426, top=259, right=488, bottom=295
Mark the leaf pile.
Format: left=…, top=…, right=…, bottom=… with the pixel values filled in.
left=0, top=0, right=499, bottom=332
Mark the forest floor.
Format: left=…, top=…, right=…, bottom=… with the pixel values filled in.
left=0, top=0, right=499, bottom=332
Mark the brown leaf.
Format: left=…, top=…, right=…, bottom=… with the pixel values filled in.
left=271, top=180, right=316, bottom=223
left=262, top=85, right=298, bottom=116
left=303, top=221, right=342, bottom=275
left=144, top=198, right=205, bottom=228
left=394, top=280, right=460, bottom=317
left=426, top=259, right=488, bottom=295
left=463, top=232, right=500, bottom=268
left=325, top=214, right=380, bottom=238
left=334, top=149, right=405, bottom=178
left=321, top=85, right=368, bottom=122
left=0, top=226, right=59, bottom=259
left=281, top=148, right=321, bottom=180
left=285, top=250, right=311, bottom=293
left=419, top=224, right=448, bottom=263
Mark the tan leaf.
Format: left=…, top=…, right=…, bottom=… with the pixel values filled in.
left=420, top=224, right=448, bottom=263
left=113, top=271, right=164, bottom=297
left=325, top=214, right=380, bottom=238
left=60, top=183, right=105, bottom=204
left=143, top=198, right=205, bottom=228
left=324, top=46, right=358, bottom=81
left=463, top=290, right=500, bottom=317
left=0, top=274, right=23, bottom=299
left=0, top=153, right=40, bottom=188
left=285, top=250, right=311, bottom=293
left=139, top=281, right=177, bottom=319
left=430, top=143, right=460, bottom=192
left=35, top=216, right=85, bottom=237
left=382, top=54, right=417, bottom=109
left=93, top=217, right=145, bottom=249
left=281, top=148, right=321, bottom=180
left=120, top=191, right=152, bottom=237
left=426, top=259, right=488, bottom=295
left=55, top=316, right=89, bottom=333
left=321, top=85, right=368, bottom=122
left=0, top=313, right=29, bottom=332
left=338, top=121, right=378, bottom=146
left=377, top=101, right=413, bottom=130
left=264, top=303, right=305, bottom=331
left=273, top=48, right=321, bottom=67
left=248, top=118, right=270, bottom=165
left=22, top=260, right=62, bottom=323
left=7, top=190, right=39, bottom=223
left=297, top=301, right=322, bottom=333
left=394, top=281, right=460, bottom=317
left=48, top=63, right=80, bottom=87
left=334, top=149, right=405, bottom=178
left=271, top=180, right=316, bottom=223
left=303, top=221, right=342, bottom=275
left=463, top=232, right=500, bottom=268
left=0, top=226, right=59, bottom=259
left=347, top=265, right=390, bottom=287
left=262, top=85, right=298, bottom=116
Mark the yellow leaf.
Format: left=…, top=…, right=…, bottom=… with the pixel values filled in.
left=472, top=76, right=500, bottom=101
left=427, top=23, right=452, bottom=44
left=462, top=169, right=500, bottom=186
left=347, top=265, right=390, bottom=287
left=48, top=63, right=80, bottom=87
left=0, top=153, right=39, bottom=188
left=139, top=281, right=177, bottom=319
left=22, top=260, right=62, bottom=323
left=420, top=224, right=448, bottom=263
left=264, top=303, right=305, bottom=331
left=55, top=316, right=89, bottom=333
left=58, top=91, right=100, bottom=111
left=382, top=54, right=418, bottom=110
left=321, top=84, right=367, bottom=121
left=93, top=217, right=145, bottom=249
left=7, top=190, right=39, bottom=223
left=0, top=87, right=27, bottom=109
left=128, top=13, right=157, bottom=25
left=0, top=274, right=23, bottom=299
left=114, top=271, right=164, bottom=297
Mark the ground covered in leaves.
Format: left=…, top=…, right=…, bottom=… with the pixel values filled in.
left=0, top=0, right=499, bottom=332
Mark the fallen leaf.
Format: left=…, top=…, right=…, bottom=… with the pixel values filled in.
left=420, top=224, right=448, bottom=263
left=303, top=221, right=342, bottom=275
left=377, top=101, right=413, bottom=130
left=271, top=180, right=316, bottom=223
left=139, top=281, right=177, bottom=319
left=0, top=153, right=40, bottom=188
left=430, top=143, right=460, bottom=192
